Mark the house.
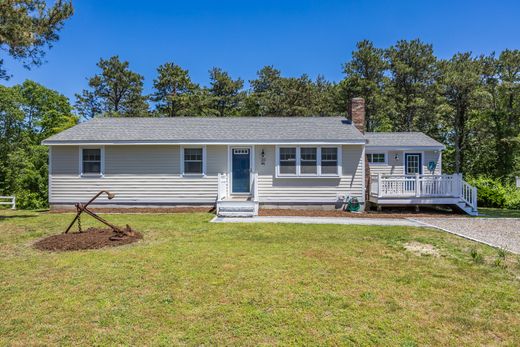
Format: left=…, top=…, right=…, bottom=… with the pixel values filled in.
left=42, top=98, right=478, bottom=216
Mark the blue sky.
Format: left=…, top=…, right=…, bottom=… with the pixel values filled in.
left=3, top=0, right=520, bottom=101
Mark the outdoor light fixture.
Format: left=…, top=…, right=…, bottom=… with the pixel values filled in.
left=261, top=149, right=266, bottom=165
left=394, top=154, right=399, bottom=161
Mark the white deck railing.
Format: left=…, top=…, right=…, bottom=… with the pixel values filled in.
left=217, top=172, right=259, bottom=202
left=251, top=172, right=259, bottom=202
left=217, top=173, right=228, bottom=201
left=370, top=173, right=477, bottom=211
left=0, top=196, right=16, bottom=209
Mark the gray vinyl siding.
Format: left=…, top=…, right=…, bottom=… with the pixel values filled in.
left=49, top=145, right=226, bottom=204
left=50, top=144, right=366, bottom=205
left=254, top=145, right=364, bottom=203
left=51, top=146, right=79, bottom=175
left=105, top=145, right=179, bottom=174
left=206, top=145, right=227, bottom=174
left=367, top=150, right=442, bottom=176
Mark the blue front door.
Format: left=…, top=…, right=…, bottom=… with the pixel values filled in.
left=232, top=148, right=251, bottom=193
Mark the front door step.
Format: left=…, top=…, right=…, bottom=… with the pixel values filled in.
left=217, top=200, right=258, bottom=217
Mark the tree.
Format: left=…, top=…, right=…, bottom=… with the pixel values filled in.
left=437, top=53, right=483, bottom=173
left=207, top=67, right=244, bottom=117
left=481, top=50, right=520, bottom=179
left=385, top=39, right=437, bottom=132
left=15, top=80, right=76, bottom=142
left=340, top=40, right=390, bottom=131
left=0, top=0, right=73, bottom=79
left=75, top=56, right=149, bottom=118
left=0, top=81, right=76, bottom=208
left=151, top=62, right=198, bottom=117
left=246, top=66, right=332, bottom=117
left=246, top=66, right=284, bottom=116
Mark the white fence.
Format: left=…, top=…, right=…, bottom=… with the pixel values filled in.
left=0, top=196, right=16, bottom=209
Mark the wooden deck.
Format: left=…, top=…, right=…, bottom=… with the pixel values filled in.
left=369, top=174, right=478, bottom=215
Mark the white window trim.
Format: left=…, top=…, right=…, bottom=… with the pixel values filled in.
left=276, top=145, right=342, bottom=178
left=181, top=145, right=206, bottom=176
left=366, top=151, right=388, bottom=165
left=79, top=146, right=105, bottom=178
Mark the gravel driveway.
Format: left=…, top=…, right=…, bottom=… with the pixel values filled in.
left=411, top=218, right=520, bottom=254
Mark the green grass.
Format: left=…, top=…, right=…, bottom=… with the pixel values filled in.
left=478, top=207, right=520, bottom=218
left=1, top=210, right=520, bottom=345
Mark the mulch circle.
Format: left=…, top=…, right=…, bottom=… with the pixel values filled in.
left=33, top=228, right=143, bottom=252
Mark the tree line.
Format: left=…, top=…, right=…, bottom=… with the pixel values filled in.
left=0, top=0, right=519, bottom=208
left=74, top=40, right=520, bottom=180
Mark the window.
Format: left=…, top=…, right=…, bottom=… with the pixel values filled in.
left=300, top=148, right=317, bottom=174
left=321, top=147, right=338, bottom=174
left=367, top=153, right=386, bottom=164
left=81, top=148, right=102, bottom=175
left=279, top=147, right=296, bottom=174
left=183, top=148, right=204, bottom=174
left=277, top=146, right=341, bottom=177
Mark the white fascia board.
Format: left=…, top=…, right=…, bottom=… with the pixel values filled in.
left=42, top=140, right=367, bottom=146
left=365, top=145, right=445, bottom=151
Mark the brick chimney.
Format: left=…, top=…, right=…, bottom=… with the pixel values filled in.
left=350, top=97, right=365, bottom=134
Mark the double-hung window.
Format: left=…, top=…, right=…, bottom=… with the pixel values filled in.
left=81, top=148, right=103, bottom=176
left=321, top=147, right=338, bottom=175
left=367, top=153, right=386, bottom=164
left=300, top=148, right=317, bottom=174
left=277, top=146, right=340, bottom=177
left=279, top=147, right=297, bottom=175
left=183, top=147, right=204, bottom=175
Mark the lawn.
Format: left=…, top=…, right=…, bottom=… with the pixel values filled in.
left=478, top=207, right=520, bottom=218
left=1, top=210, right=520, bottom=345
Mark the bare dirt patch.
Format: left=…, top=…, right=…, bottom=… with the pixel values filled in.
left=404, top=242, right=440, bottom=257
left=33, top=228, right=143, bottom=252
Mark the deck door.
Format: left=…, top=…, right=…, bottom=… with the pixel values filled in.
left=231, top=148, right=251, bottom=193
left=405, top=153, right=422, bottom=175
left=405, top=153, right=422, bottom=192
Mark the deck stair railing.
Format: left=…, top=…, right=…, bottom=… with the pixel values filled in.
left=370, top=173, right=477, bottom=212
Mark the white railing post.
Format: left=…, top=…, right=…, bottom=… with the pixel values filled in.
left=11, top=196, right=16, bottom=210
left=254, top=172, right=259, bottom=202
left=415, top=173, right=420, bottom=197
left=217, top=173, right=222, bottom=201
left=472, top=186, right=477, bottom=211
left=377, top=173, right=382, bottom=198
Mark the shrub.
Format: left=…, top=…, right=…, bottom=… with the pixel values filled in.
left=504, top=186, right=520, bottom=210
left=467, top=177, right=507, bottom=208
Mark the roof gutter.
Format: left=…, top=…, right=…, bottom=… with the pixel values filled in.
left=365, top=145, right=445, bottom=151
left=42, top=139, right=368, bottom=146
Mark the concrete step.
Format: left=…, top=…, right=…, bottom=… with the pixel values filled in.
left=217, top=200, right=258, bottom=217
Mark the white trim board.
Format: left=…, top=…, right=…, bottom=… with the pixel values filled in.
left=44, top=140, right=367, bottom=146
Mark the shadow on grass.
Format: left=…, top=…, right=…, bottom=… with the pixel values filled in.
left=0, top=215, right=38, bottom=220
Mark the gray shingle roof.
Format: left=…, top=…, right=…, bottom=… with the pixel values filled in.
left=365, top=132, right=445, bottom=149
left=42, top=117, right=366, bottom=144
